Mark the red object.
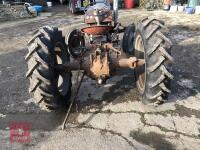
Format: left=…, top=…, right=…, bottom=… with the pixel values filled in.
left=125, top=0, right=135, bottom=9
left=81, top=26, right=113, bottom=35
left=163, top=0, right=172, bottom=5
left=10, top=122, right=30, bottom=143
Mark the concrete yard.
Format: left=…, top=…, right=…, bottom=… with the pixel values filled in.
left=0, top=6, right=200, bottom=150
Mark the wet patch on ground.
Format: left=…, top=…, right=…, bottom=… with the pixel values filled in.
left=130, top=130, right=176, bottom=150
left=174, top=104, right=200, bottom=119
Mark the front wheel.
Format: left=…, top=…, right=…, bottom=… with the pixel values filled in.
left=134, top=17, right=174, bottom=105
left=69, top=0, right=77, bottom=14
left=122, top=24, right=135, bottom=54
left=60, top=0, right=65, bottom=4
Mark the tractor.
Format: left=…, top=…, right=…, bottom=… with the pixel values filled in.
left=25, top=0, right=173, bottom=111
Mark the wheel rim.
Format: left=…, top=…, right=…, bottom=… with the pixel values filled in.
left=67, top=29, right=85, bottom=58
left=135, top=33, right=146, bottom=93
left=55, top=42, right=71, bottom=96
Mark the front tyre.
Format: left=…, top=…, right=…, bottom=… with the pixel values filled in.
left=134, top=17, right=174, bottom=105
left=122, top=24, right=135, bottom=54
left=69, top=0, right=77, bottom=14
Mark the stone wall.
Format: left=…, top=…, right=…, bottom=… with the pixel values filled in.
left=0, top=4, right=34, bottom=22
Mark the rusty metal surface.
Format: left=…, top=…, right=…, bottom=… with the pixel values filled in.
left=112, top=58, right=145, bottom=68
left=55, top=56, right=145, bottom=78
left=84, top=15, right=113, bottom=24
left=84, top=10, right=113, bottom=24
left=81, top=25, right=113, bottom=35
left=102, top=43, right=121, bottom=55
left=90, top=52, right=110, bottom=79
left=55, top=42, right=145, bottom=81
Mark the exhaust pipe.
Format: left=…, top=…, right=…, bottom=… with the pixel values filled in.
left=113, top=0, right=118, bottom=24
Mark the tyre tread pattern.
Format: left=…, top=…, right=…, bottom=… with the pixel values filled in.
left=136, top=17, right=174, bottom=104
left=26, top=26, right=71, bottom=111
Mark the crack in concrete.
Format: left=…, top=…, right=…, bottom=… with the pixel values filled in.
left=78, top=98, right=200, bottom=118
left=1, top=105, right=200, bottom=139
left=81, top=109, right=174, bottom=116
left=143, top=123, right=200, bottom=139
left=139, top=112, right=200, bottom=139
left=80, top=106, right=200, bottom=119
left=66, top=123, right=138, bottom=150
left=172, top=118, right=177, bottom=132
left=76, top=110, right=200, bottom=139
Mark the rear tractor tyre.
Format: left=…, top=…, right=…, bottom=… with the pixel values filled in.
left=134, top=17, right=174, bottom=105
left=25, top=26, right=72, bottom=111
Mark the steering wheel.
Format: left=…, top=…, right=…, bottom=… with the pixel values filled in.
left=84, top=1, right=109, bottom=14
left=84, top=2, right=96, bottom=13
